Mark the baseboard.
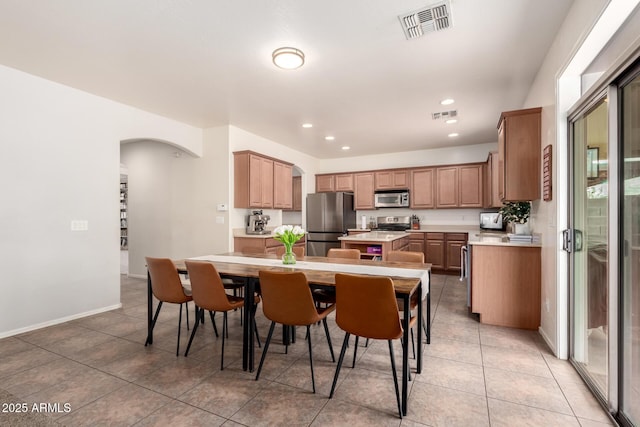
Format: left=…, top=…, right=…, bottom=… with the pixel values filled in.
left=0, top=303, right=122, bottom=339
left=538, top=325, right=561, bottom=358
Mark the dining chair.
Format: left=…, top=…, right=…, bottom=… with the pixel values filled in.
left=329, top=273, right=404, bottom=418
left=255, top=270, right=336, bottom=393
left=145, top=257, right=193, bottom=356
left=184, top=260, right=261, bottom=370
left=387, top=250, right=428, bottom=348
left=312, top=248, right=361, bottom=307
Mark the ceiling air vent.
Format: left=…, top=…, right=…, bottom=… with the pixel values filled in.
left=399, top=1, right=452, bottom=40
left=432, top=110, right=457, bottom=120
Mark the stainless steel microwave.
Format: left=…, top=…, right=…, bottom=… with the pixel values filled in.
left=374, top=190, right=410, bottom=208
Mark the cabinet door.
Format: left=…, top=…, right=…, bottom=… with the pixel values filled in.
left=459, top=164, right=483, bottom=208
left=411, top=168, right=435, bottom=208
left=354, top=172, right=375, bottom=210
left=486, top=152, right=501, bottom=208
left=425, top=234, right=445, bottom=270
left=292, top=176, right=302, bottom=211
left=498, top=121, right=506, bottom=201
left=249, top=154, right=264, bottom=207
left=445, top=239, right=465, bottom=272
left=408, top=239, right=425, bottom=254
left=273, top=162, right=292, bottom=209
left=375, top=170, right=409, bottom=190
left=335, top=173, right=354, bottom=191
left=260, top=157, right=274, bottom=208
left=316, top=175, right=335, bottom=192
left=436, top=167, right=458, bottom=208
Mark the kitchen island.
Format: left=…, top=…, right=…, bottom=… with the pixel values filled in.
left=338, top=231, right=410, bottom=261
left=468, top=235, right=542, bottom=330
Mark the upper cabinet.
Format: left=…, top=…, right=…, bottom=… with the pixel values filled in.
left=435, top=164, right=483, bottom=208
left=485, top=151, right=501, bottom=208
left=291, top=176, right=302, bottom=211
left=375, top=169, right=409, bottom=190
left=354, top=172, right=375, bottom=210
left=436, top=166, right=459, bottom=208
left=410, top=168, right=435, bottom=209
left=234, top=151, right=292, bottom=209
left=316, top=173, right=353, bottom=192
left=498, top=107, right=542, bottom=201
left=335, top=173, right=354, bottom=191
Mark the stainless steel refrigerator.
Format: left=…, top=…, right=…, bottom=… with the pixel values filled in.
left=306, top=192, right=356, bottom=256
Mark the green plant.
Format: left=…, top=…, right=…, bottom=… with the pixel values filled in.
left=499, top=201, right=531, bottom=224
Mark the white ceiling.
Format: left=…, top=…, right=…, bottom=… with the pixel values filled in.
left=0, top=0, right=574, bottom=159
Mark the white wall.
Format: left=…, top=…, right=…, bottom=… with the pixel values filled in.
left=0, top=65, right=202, bottom=337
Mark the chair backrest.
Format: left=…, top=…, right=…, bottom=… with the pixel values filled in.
left=145, top=257, right=191, bottom=304
left=185, top=260, right=235, bottom=312
left=334, top=273, right=403, bottom=340
left=327, top=248, right=361, bottom=259
left=386, top=250, right=424, bottom=263
left=258, top=271, right=319, bottom=326
left=275, top=246, right=305, bottom=257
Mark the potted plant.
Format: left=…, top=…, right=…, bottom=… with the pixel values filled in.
left=499, top=201, right=531, bottom=234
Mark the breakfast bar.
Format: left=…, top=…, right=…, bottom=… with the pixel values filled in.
left=338, top=231, right=410, bottom=261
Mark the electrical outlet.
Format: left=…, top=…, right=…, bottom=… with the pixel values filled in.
left=70, top=220, right=89, bottom=231
left=545, top=299, right=550, bottom=313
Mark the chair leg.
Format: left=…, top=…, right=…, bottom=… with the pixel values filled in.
left=256, top=321, right=276, bottom=381
left=184, top=308, right=202, bottom=357
left=177, top=303, right=183, bottom=356
left=352, top=336, right=359, bottom=368
left=307, top=325, right=316, bottom=393
left=221, top=312, right=227, bottom=370
left=185, top=301, right=190, bottom=331
left=330, top=332, right=350, bottom=399
left=150, top=301, right=163, bottom=333
left=411, top=327, right=416, bottom=359
left=209, top=311, right=219, bottom=337
left=388, top=340, right=402, bottom=419
left=322, top=317, right=335, bottom=362
left=254, top=318, right=262, bottom=348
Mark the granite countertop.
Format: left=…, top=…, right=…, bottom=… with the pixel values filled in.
left=338, top=231, right=409, bottom=242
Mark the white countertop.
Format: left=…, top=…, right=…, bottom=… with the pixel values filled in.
left=338, top=231, right=409, bottom=242
left=467, top=232, right=542, bottom=247
left=408, top=225, right=481, bottom=234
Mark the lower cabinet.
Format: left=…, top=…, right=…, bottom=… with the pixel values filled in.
left=425, top=233, right=445, bottom=270
left=423, top=232, right=468, bottom=274
left=234, top=236, right=305, bottom=254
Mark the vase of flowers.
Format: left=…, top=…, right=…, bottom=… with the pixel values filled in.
left=499, top=201, right=531, bottom=234
left=273, top=225, right=305, bottom=265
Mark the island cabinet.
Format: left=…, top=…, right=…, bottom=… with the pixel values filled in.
left=471, top=244, right=541, bottom=330
left=498, top=107, right=542, bottom=201
left=410, top=168, right=435, bottom=209
left=354, top=172, right=375, bottom=210
left=234, top=235, right=305, bottom=255
left=436, top=164, right=484, bottom=208
left=339, top=232, right=409, bottom=261
left=234, top=151, right=293, bottom=209
left=375, top=169, right=409, bottom=190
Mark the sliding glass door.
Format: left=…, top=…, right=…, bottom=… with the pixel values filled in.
left=620, top=68, right=640, bottom=427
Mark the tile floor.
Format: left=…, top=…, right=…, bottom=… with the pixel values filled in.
left=0, top=274, right=615, bottom=426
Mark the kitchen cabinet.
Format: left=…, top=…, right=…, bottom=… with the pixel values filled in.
left=291, top=176, right=302, bottom=211
left=436, top=164, right=483, bottom=208
left=375, top=169, right=409, bottom=190
left=471, top=244, right=541, bottom=330
left=424, top=232, right=468, bottom=274
left=485, top=151, right=501, bottom=208
left=436, top=167, right=458, bottom=208
left=340, top=232, right=409, bottom=261
left=408, top=232, right=425, bottom=253
left=425, top=233, right=445, bottom=270
left=410, top=168, right=435, bottom=209
left=445, top=233, right=467, bottom=272
left=354, top=172, right=375, bottom=210
left=273, top=161, right=292, bottom=209
left=498, top=107, right=541, bottom=201
left=335, top=173, right=354, bottom=191
left=316, top=174, right=335, bottom=192
left=235, top=235, right=305, bottom=255
left=234, top=151, right=292, bottom=209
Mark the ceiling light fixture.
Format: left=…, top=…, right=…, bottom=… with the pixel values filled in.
left=272, top=47, right=305, bottom=70
left=325, top=136, right=335, bottom=141
left=448, top=133, right=459, bottom=137
left=302, top=123, right=313, bottom=128
left=445, top=119, right=458, bottom=124
left=341, top=146, right=350, bottom=150
left=440, top=98, right=455, bottom=105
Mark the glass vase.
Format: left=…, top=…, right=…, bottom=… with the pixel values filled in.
left=282, top=246, right=296, bottom=265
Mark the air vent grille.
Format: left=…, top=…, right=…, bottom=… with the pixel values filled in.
left=399, top=1, right=452, bottom=40
left=431, top=110, right=457, bottom=120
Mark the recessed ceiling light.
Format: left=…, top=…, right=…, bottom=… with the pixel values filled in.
left=448, top=133, right=459, bottom=137
left=302, top=123, right=313, bottom=128
left=272, top=47, right=305, bottom=70
left=325, top=136, right=335, bottom=141
left=440, top=98, right=455, bottom=106
left=341, top=146, right=350, bottom=150
left=445, top=119, right=458, bottom=124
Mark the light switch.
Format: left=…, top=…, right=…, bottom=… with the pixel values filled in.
left=70, top=220, right=89, bottom=231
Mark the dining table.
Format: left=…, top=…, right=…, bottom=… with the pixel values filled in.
left=144, top=252, right=431, bottom=416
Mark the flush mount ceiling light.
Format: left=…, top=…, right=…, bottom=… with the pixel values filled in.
left=448, top=132, right=459, bottom=137
left=445, top=119, right=458, bottom=124
left=341, top=146, right=351, bottom=150
left=272, top=47, right=305, bottom=69
left=440, top=98, right=455, bottom=105
left=302, top=123, right=313, bottom=128
left=325, top=136, right=335, bottom=141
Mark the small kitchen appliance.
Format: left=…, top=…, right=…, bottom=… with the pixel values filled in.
left=374, top=190, right=410, bottom=208
left=376, top=216, right=411, bottom=231
left=246, top=210, right=271, bottom=235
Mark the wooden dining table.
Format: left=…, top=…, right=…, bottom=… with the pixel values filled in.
left=144, top=253, right=430, bottom=416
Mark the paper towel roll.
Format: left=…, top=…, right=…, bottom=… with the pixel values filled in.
left=361, top=215, right=367, bottom=229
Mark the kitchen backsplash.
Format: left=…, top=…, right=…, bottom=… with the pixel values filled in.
left=357, top=207, right=485, bottom=226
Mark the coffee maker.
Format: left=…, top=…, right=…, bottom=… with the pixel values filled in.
left=246, top=210, right=271, bottom=235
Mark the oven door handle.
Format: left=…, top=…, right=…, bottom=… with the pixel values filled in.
left=460, top=246, right=468, bottom=281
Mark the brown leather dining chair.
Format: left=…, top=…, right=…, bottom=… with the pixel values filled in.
left=145, top=257, right=193, bottom=356
left=183, top=260, right=261, bottom=370
left=387, top=250, right=428, bottom=347
left=330, top=273, right=404, bottom=419
left=255, top=270, right=336, bottom=393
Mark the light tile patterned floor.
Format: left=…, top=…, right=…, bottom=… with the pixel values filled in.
left=0, top=275, right=614, bottom=426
